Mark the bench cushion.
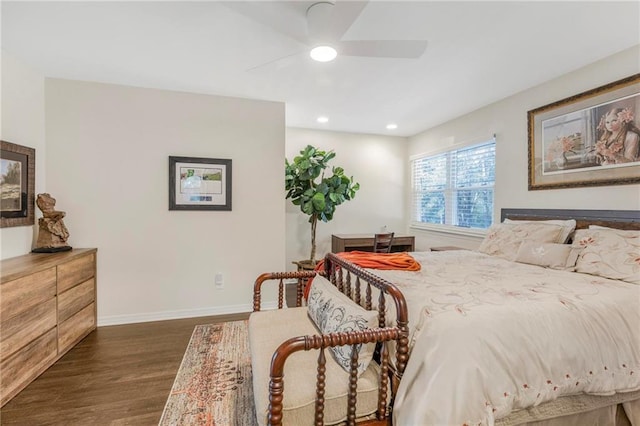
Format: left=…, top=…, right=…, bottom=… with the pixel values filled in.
left=249, top=307, right=381, bottom=426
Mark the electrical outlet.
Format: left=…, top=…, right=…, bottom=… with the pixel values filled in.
left=215, top=273, right=224, bottom=289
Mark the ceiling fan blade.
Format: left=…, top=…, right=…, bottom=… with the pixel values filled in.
left=246, top=50, right=306, bottom=73
left=222, top=1, right=309, bottom=44
left=338, top=40, right=428, bottom=59
left=323, top=1, right=369, bottom=41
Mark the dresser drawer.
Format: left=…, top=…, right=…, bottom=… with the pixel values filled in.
left=0, top=248, right=97, bottom=407
left=57, top=253, right=95, bottom=293
left=1, top=298, right=57, bottom=361
left=58, top=278, right=95, bottom=322
left=0, top=327, right=57, bottom=406
left=58, top=302, right=95, bottom=353
left=0, top=267, right=56, bottom=321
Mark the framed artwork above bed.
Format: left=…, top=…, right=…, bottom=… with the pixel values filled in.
left=528, top=74, right=640, bottom=190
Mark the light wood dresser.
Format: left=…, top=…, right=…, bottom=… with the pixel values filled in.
left=0, top=248, right=97, bottom=406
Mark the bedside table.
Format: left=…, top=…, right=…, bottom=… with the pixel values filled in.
left=430, top=246, right=465, bottom=251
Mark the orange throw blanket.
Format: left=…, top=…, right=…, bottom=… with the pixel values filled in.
left=304, top=251, right=421, bottom=299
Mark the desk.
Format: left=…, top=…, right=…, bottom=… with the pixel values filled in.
left=331, top=234, right=415, bottom=253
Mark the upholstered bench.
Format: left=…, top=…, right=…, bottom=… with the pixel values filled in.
left=249, top=306, right=383, bottom=425
left=249, top=253, right=410, bottom=426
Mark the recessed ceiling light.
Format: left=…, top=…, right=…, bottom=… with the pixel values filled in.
left=310, top=46, right=337, bottom=62
left=317, top=116, right=329, bottom=123
left=386, top=123, right=398, bottom=130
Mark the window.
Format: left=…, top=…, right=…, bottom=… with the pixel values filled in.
left=411, top=139, right=495, bottom=230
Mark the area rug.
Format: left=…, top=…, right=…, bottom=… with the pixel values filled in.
left=159, top=320, right=257, bottom=426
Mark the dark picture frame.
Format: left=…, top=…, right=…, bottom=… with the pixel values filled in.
left=528, top=74, right=640, bottom=190
left=1, top=140, right=35, bottom=228
left=169, top=156, right=232, bottom=211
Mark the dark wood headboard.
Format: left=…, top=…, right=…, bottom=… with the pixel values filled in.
left=501, top=208, right=640, bottom=230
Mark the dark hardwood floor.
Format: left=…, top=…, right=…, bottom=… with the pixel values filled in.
left=1, top=285, right=298, bottom=425
left=0, top=312, right=249, bottom=425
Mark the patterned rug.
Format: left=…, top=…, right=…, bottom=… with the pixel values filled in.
left=159, top=320, right=257, bottom=426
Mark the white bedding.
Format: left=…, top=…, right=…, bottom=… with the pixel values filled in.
left=368, top=250, right=640, bottom=426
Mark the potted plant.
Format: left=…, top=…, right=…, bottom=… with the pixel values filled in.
left=285, top=145, right=360, bottom=267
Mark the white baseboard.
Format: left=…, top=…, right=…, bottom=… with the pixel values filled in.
left=97, top=301, right=279, bottom=326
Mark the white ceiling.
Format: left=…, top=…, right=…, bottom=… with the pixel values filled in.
left=2, top=1, right=639, bottom=137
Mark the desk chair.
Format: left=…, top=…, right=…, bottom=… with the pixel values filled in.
left=373, top=232, right=395, bottom=253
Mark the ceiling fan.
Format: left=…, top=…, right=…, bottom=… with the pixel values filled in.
left=225, top=1, right=428, bottom=71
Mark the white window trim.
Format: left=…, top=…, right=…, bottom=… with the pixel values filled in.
left=409, top=134, right=496, bottom=160
left=410, top=222, right=488, bottom=237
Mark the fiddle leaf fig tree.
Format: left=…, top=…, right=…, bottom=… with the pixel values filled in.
left=285, top=145, right=360, bottom=265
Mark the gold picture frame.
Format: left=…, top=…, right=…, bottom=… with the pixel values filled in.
left=1, top=140, right=36, bottom=228
left=528, top=74, right=640, bottom=190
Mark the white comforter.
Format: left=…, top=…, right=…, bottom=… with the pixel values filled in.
left=369, top=250, right=640, bottom=426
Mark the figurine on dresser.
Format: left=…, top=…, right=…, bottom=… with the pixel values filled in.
left=32, top=193, right=72, bottom=252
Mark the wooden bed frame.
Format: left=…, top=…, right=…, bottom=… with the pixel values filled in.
left=254, top=208, right=639, bottom=425
left=501, top=208, right=640, bottom=230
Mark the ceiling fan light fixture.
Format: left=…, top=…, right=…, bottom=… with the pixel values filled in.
left=310, top=45, right=337, bottom=62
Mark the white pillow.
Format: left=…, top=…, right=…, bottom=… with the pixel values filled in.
left=478, top=222, right=567, bottom=261
left=307, top=275, right=378, bottom=376
left=588, top=225, right=628, bottom=230
left=572, top=228, right=640, bottom=285
left=515, top=242, right=582, bottom=270
left=504, top=218, right=576, bottom=243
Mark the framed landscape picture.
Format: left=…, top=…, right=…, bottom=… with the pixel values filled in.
left=1, top=140, right=35, bottom=228
left=169, top=156, right=232, bottom=211
left=528, top=74, right=640, bottom=190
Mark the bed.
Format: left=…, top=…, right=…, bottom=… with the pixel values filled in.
left=251, top=208, right=640, bottom=425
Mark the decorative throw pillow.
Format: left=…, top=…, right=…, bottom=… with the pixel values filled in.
left=504, top=218, right=577, bottom=243
left=307, top=275, right=378, bottom=376
left=572, top=228, right=640, bottom=285
left=478, top=222, right=566, bottom=261
left=515, top=242, right=582, bottom=270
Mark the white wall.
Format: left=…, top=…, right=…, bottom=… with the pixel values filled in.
left=286, top=128, right=407, bottom=268
left=45, top=79, right=286, bottom=325
left=408, top=46, right=640, bottom=251
left=0, top=51, right=46, bottom=259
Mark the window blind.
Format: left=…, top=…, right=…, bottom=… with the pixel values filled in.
left=412, top=139, right=495, bottom=229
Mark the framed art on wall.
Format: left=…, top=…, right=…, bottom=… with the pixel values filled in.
left=169, top=156, right=232, bottom=211
left=1, top=140, right=35, bottom=228
left=528, top=74, right=640, bottom=190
